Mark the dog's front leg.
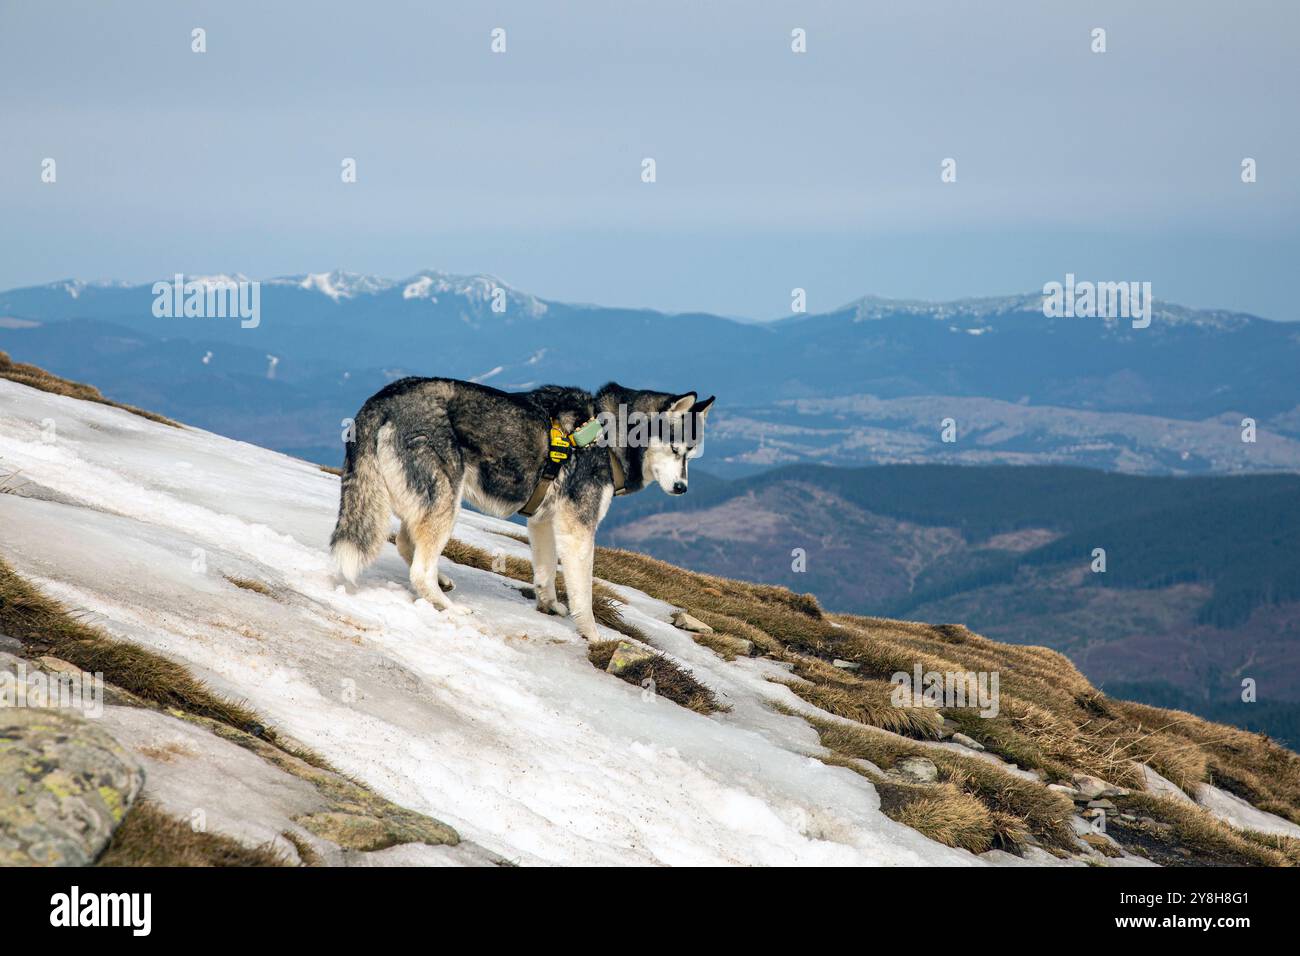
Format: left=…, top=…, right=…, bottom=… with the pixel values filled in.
left=553, top=506, right=598, bottom=641
left=527, top=513, right=567, bottom=616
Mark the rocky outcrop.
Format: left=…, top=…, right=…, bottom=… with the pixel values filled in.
left=0, top=700, right=144, bottom=866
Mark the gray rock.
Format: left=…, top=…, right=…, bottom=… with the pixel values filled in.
left=894, top=756, right=939, bottom=784
left=1072, top=773, right=1125, bottom=799
left=1048, top=783, right=1085, bottom=800
left=670, top=611, right=713, bottom=634
left=831, top=659, right=860, bottom=671
left=606, top=641, right=656, bottom=676
left=0, top=707, right=143, bottom=866
left=1087, top=799, right=1117, bottom=811
left=0, top=633, right=22, bottom=654
left=950, top=732, right=985, bottom=752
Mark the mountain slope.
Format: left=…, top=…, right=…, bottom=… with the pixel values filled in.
left=601, top=464, right=1300, bottom=746
left=3, top=372, right=1299, bottom=865
left=0, top=377, right=972, bottom=865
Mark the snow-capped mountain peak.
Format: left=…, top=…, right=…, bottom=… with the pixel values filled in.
left=262, top=270, right=397, bottom=301
left=399, top=270, right=548, bottom=317
left=43, top=278, right=136, bottom=300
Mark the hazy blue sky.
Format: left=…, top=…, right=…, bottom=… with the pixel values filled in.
left=2, top=1, right=1296, bottom=319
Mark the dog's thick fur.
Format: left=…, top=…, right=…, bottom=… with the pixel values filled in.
left=329, top=377, right=713, bottom=639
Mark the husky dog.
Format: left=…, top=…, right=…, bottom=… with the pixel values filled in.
left=329, top=378, right=714, bottom=640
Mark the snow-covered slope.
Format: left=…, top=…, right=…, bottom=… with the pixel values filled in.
left=0, top=378, right=996, bottom=866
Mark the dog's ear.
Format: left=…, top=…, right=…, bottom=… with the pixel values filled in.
left=666, top=392, right=697, bottom=416
left=691, top=395, right=716, bottom=420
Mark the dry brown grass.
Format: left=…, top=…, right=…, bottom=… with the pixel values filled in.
left=802, top=709, right=1077, bottom=853
left=0, top=350, right=180, bottom=427
left=1241, top=830, right=1300, bottom=865
left=688, top=629, right=757, bottom=661
left=224, top=575, right=273, bottom=597
left=280, top=830, right=324, bottom=866
left=782, top=656, right=944, bottom=738
left=587, top=640, right=723, bottom=715
left=97, top=801, right=290, bottom=866
left=1109, top=698, right=1300, bottom=826
left=582, top=543, right=1300, bottom=840
left=1110, top=792, right=1293, bottom=866
left=883, top=783, right=996, bottom=853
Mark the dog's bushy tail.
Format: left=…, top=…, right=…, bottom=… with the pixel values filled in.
left=329, top=406, right=391, bottom=584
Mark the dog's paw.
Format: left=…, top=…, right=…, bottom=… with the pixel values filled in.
left=535, top=599, right=568, bottom=617
left=437, top=572, right=455, bottom=592
left=414, top=592, right=462, bottom=615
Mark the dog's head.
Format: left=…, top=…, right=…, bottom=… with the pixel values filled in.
left=643, top=392, right=715, bottom=495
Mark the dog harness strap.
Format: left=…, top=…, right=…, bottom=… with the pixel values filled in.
left=608, top=447, right=627, bottom=496
left=517, top=476, right=551, bottom=518
left=518, top=417, right=624, bottom=517
left=518, top=420, right=568, bottom=517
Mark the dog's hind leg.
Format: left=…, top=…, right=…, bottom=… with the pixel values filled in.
left=401, top=464, right=463, bottom=612
left=398, top=519, right=454, bottom=590
left=527, top=513, right=566, bottom=616
left=553, top=506, right=598, bottom=640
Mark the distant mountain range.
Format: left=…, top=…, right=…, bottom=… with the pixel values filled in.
left=2, top=270, right=1298, bottom=473
left=599, top=463, right=1300, bottom=747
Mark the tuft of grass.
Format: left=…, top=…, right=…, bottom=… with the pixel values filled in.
left=318, top=464, right=343, bottom=476
left=0, top=350, right=180, bottom=427
left=688, top=629, right=756, bottom=662
left=587, top=640, right=724, bottom=715
left=97, top=801, right=289, bottom=867
left=224, top=575, right=273, bottom=597
left=1240, top=830, right=1300, bottom=866
left=781, top=656, right=943, bottom=739
left=884, top=783, right=995, bottom=854
left=280, top=830, right=324, bottom=866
